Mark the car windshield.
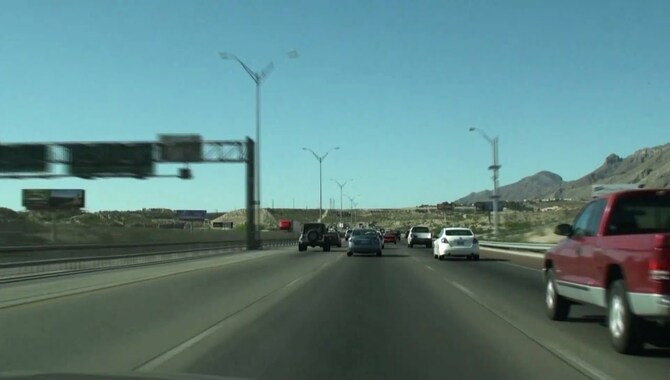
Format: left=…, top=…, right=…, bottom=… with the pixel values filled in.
left=444, top=229, right=473, bottom=236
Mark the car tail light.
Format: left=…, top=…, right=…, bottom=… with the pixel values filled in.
left=441, top=238, right=449, bottom=244
left=473, top=237, right=479, bottom=244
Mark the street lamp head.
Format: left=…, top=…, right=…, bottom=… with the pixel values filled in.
left=287, top=50, right=299, bottom=59
left=218, top=52, right=233, bottom=60
left=468, top=127, right=476, bottom=132
left=334, top=147, right=341, bottom=150
left=302, top=147, right=308, bottom=151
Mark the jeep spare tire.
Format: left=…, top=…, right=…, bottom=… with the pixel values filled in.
left=307, top=229, right=319, bottom=243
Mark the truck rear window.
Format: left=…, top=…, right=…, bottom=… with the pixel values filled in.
left=608, top=192, right=670, bottom=235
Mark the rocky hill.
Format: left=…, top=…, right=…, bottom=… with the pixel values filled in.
left=457, top=171, right=564, bottom=203
left=457, top=142, right=670, bottom=203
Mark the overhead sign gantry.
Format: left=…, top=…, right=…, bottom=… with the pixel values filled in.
left=0, top=134, right=259, bottom=249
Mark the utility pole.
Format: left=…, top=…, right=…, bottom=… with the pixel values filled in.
left=469, top=127, right=501, bottom=236
left=331, top=178, right=353, bottom=226
left=302, top=146, right=340, bottom=222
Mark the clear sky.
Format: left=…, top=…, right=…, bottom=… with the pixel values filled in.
left=1, top=0, right=668, bottom=211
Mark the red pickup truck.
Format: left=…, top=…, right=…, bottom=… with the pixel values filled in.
left=544, top=189, right=670, bottom=354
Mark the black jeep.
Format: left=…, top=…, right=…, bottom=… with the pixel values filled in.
left=298, top=223, right=331, bottom=252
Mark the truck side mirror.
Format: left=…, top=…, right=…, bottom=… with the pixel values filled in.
left=554, top=223, right=573, bottom=236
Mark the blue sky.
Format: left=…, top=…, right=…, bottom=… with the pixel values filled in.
left=1, top=0, right=668, bottom=211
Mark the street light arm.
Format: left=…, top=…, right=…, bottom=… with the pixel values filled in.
left=259, top=62, right=275, bottom=81
left=322, top=146, right=340, bottom=161
left=469, top=127, right=494, bottom=145
left=302, top=147, right=320, bottom=161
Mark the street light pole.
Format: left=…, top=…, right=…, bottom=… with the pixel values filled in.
left=219, top=50, right=298, bottom=246
left=344, top=193, right=360, bottom=226
left=303, top=147, right=340, bottom=222
left=331, top=178, right=353, bottom=226
left=469, top=127, right=501, bottom=236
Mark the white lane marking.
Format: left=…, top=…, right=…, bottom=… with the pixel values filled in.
left=482, top=247, right=545, bottom=259
left=286, top=278, right=301, bottom=287
left=500, top=261, right=542, bottom=272
left=136, top=254, right=341, bottom=371
left=450, top=281, right=476, bottom=298
left=443, top=276, right=611, bottom=380
left=552, top=347, right=612, bottom=380
left=425, top=265, right=435, bottom=271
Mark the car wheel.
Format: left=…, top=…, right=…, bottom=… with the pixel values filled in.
left=467, top=255, right=473, bottom=261
left=609, top=279, right=644, bottom=354
left=545, top=268, right=571, bottom=321
left=437, top=255, right=443, bottom=261
left=298, top=244, right=306, bottom=252
left=409, top=242, right=414, bottom=248
left=377, top=250, right=382, bottom=256
left=427, top=242, right=433, bottom=248
left=323, top=243, right=331, bottom=252
left=382, top=244, right=385, bottom=249
left=347, top=251, right=353, bottom=257
left=474, top=255, right=480, bottom=261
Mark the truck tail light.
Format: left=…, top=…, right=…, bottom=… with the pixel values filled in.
left=650, top=234, right=670, bottom=281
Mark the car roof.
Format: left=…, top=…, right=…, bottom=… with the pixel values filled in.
left=444, top=227, right=472, bottom=230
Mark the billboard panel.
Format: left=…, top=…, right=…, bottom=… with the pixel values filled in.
left=176, top=210, right=207, bottom=221
left=592, top=184, right=643, bottom=198
left=0, top=144, right=48, bottom=173
left=68, top=143, right=154, bottom=178
left=22, top=189, right=85, bottom=210
left=159, top=134, right=203, bottom=162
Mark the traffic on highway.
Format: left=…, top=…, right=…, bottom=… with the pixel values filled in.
left=2, top=1, right=670, bottom=380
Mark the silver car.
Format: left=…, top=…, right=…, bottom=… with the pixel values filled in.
left=347, top=228, right=383, bottom=257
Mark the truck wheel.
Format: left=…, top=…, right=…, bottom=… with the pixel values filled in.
left=347, top=251, right=353, bottom=257
left=609, top=279, right=644, bottom=354
left=545, top=268, right=571, bottom=321
left=377, top=249, right=382, bottom=256
left=298, top=244, right=306, bottom=252
left=323, top=243, right=331, bottom=252
left=409, top=242, right=414, bottom=248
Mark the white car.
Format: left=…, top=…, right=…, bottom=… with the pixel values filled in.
left=433, top=227, right=480, bottom=261
left=407, top=226, right=432, bottom=248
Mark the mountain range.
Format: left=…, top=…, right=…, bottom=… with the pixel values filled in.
left=456, top=142, right=670, bottom=203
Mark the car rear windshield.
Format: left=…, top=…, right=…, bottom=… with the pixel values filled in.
left=607, top=192, right=670, bottom=235
left=352, top=229, right=376, bottom=236
left=412, top=227, right=429, bottom=233
left=444, top=229, right=473, bottom=236
left=303, top=224, right=324, bottom=232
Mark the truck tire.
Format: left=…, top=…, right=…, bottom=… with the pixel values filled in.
left=609, top=279, right=644, bottom=354
left=298, top=243, right=306, bottom=252
left=545, top=268, right=571, bottom=321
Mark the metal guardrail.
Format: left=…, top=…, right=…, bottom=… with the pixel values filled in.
left=479, top=240, right=554, bottom=252
left=0, top=238, right=297, bottom=283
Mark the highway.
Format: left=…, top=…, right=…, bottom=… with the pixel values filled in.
left=1, top=243, right=669, bottom=379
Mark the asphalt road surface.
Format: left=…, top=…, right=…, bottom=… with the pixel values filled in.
left=1, top=243, right=669, bottom=379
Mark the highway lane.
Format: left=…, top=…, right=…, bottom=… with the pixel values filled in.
left=1, top=243, right=669, bottom=379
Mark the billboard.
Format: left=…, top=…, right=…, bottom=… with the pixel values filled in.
left=159, top=134, right=203, bottom=162
left=67, top=143, right=154, bottom=178
left=22, top=189, right=85, bottom=210
left=592, top=184, right=643, bottom=198
left=175, top=210, right=208, bottom=221
left=0, top=144, right=49, bottom=173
